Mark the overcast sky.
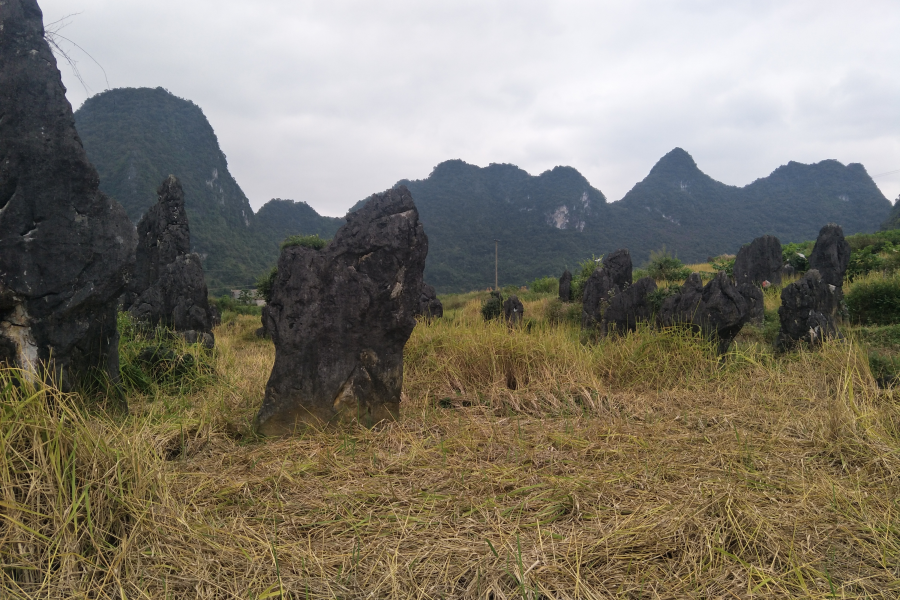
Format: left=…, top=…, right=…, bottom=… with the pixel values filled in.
left=41, top=0, right=900, bottom=217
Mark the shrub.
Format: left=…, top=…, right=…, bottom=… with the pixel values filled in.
left=255, top=266, right=278, bottom=304
left=210, top=294, right=261, bottom=317
left=846, top=276, right=900, bottom=325
left=481, top=291, right=504, bottom=321
left=846, top=246, right=885, bottom=281
left=645, top=247, right=690, bottom=285
left=545, top=297, right=581, bottom=326
left=710, top=254, right=735, bottom=277
left=782, top=242, right=812, bottom=272
left=281, top=234, right=329, bottom=250
left=529, top=276, right=558, bottom=295
left=570, top=255, right=601, bottom=302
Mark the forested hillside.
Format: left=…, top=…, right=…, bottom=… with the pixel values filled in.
left=382, top=149, right=891, bottom=291
left=75, top=89, right=892, bottom=294
left=74, top=87, right=340, bottom=293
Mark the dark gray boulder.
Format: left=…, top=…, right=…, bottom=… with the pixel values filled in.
left=738, top=283, right=765, bottom=326
left=601, top=277, right=657, bottom=337
left=0, top=0, right=136, bottom=389
left=559, top=269, right=572, bottom=302
left=781, top=264, right=797, bottom=279
left=503, top=295, right=524, bottom=326
left=809, top=224, right=851, bottom=287
left=126, top=176, right=214, bottom=346
left=582, top=249, right=632, bottom=329
left=775, top=269, right=842, bottom=351
left=734, top=235, right=782, bottom=287
left=416, top=283, right=443, bottom=320
left=255, top=185, right=427, bottom=435
left=657, top=272, right=752, bottom=354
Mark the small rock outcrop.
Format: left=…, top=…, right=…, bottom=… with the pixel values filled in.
left=781, top=264, right=797, bottom=279
left=733, top=235, right=782, bottom=287
left=0, top=0, right=136, bottom=388
left=503, top=295, right=524, bottom=326
left=255, top=185, right=427, bottom=435
left=738, top=283, right=766, bottom=326
left=601, top=277, right=657, bottom=336
left=125, top=176, right=214, bottom=348
left=582, top=249, right=632, bottom=329
left=809, top=224, right=851, bottom=287
left=775, top=269, right=843, bottom=351
left=416, top=283, right=443, bottom=320
left=559, top=269, right=572, bottom=302
left=658, top=272, right=753, bottom=354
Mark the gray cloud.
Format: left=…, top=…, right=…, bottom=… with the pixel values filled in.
left=41, top=0, right=900, bottom=216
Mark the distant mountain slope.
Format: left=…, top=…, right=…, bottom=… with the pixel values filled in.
left=74, top=88, right=892, bottom=294
left=881, top=195, right=900, bottom=230
left=382, top=149, right=891, bottom=292
left=74, top=87, right=340, bottom=292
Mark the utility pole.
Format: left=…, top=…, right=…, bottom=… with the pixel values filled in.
left=494, top=239, right=499, bottom=291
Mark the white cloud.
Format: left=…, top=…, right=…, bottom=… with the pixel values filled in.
left=41, top=0, right=900, bottom=215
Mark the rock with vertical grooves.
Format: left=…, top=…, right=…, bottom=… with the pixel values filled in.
left=255, top=185, right=427, bottom=435
left=809, top=224, right=851, bottom=288
left=733, top=235, right=782, bottom=287
left=416, top=282, right=443, bottom=320
left=775, top=269, right=843, bottom=351
left=503, top=295, right=524, bottom=326
left=601, top=277, right=657, bottom=337
left=126, top=176, right=214, bottom=347
left=582, top=249, right=632, bottom=329
left=0, top=0, right=136, bottom=389
left=558, top=269, right=572, bottom=302
left=657, top=272, right=752, bottom=354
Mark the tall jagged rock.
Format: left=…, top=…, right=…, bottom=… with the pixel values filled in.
left=809, top=224, right=851, bottom=288
left=125, top=176, right=214, bottom=347
left=582, top=249, right=632, bottom=329
left=734, top=235, right=782, bottom=287
left=601, top=277, right=657, bottom=337
left=256, top=185, right=427, bottom=435
left=775, top=269, right=843, bottom=351
left=657, top=272, right=753, bottom=354
left=416, top=283, right=443, bottom=320
left=0, top=0, right=136, bottom=388
left=559, top=269, right=572, bottom=302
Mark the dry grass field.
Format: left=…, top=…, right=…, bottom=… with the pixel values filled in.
left=2, top=286, right=900, bottom=598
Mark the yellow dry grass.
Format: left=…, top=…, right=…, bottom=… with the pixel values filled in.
left=2, top=305, right=900, bottom=598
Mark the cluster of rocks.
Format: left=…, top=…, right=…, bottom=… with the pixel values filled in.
left=0, top=0, right=219, bottom=395
left=573, top=224, right=850, bottom=355
left=123, top=175, right=216, bottom=348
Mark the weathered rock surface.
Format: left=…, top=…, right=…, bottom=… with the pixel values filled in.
left=256, top=185, right=427, bottom=435
left=738, top=283, right=765, bottom=326
left=559, top=269, right=572, bottom=302
left=416, top=283, right=443, bottom=319
left=809, top=224, right=851, bottom=287
left=126, top=176, right=214, bottom=346
left=775, top=269, right=842, bottom=350
left=781, top=264, right=797, bottom=279
left=601, top=277, right=657, bottom=336
left=503, top=295, right=524, bottom=326
left=0, top=0, right=136, bottom=388
left=658, top=272, right=752, bottom=354
left=734, top=235, right=782, bottom=287
left=582, top=249, right=632, bottom=329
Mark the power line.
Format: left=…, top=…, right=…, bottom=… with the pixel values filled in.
left=871, top=168, right=900, bottom=179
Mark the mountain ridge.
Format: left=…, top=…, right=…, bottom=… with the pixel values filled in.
left=73, top=88, right=892, bottom=294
